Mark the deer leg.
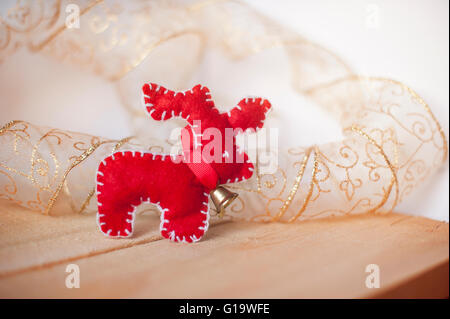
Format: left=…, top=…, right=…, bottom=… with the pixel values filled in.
left=96, top=151, right=185, bottom=238
left=160, top=190, right=210, bottom=243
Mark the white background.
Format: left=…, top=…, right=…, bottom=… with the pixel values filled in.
left=242, top=0, right=449, bottom=221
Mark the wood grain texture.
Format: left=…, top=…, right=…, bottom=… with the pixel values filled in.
left=0, top=201, right=448, bottom=298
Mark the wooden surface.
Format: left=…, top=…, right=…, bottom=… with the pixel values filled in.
left=0, top=200, right=448, bottom=298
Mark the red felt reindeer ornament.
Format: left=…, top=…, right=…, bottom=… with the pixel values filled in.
left=96, top=83, right=271, bottom=243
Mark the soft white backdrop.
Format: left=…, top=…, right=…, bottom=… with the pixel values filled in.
left=0, top=0, right=448, bottom=221
left=242, top=0, right=449, bottom=221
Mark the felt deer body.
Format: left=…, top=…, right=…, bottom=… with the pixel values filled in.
left=96, top=83, right=271, bottom=243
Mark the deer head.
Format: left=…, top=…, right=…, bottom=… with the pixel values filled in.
left=142, top=83, right=271, bottom=188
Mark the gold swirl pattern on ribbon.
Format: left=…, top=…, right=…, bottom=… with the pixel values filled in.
left=0, top=0, right=447, bottom=221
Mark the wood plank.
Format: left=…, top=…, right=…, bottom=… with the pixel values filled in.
left=0, top=201, right=162, bottom=277
left=0, top=201, right=448, bottom=298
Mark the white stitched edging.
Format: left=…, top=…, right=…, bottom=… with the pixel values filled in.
left=226, top=96, right=272, bottom=131
left=96, top=150, right=173, bottom=239
left=158, top=191, right=210, bottom=244
left=96, top=150, right=210, bottom=243
left=142, top=83, right=221, bottom=125
left=223, top=157, right=254, bottom=185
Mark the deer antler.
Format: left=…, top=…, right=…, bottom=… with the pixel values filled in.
left=226, top=97, right=271, bottom=132
left=142, top=83, right=216, bottom=123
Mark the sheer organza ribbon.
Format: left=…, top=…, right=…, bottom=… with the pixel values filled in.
left=0, top=0, right=447, bottom=222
